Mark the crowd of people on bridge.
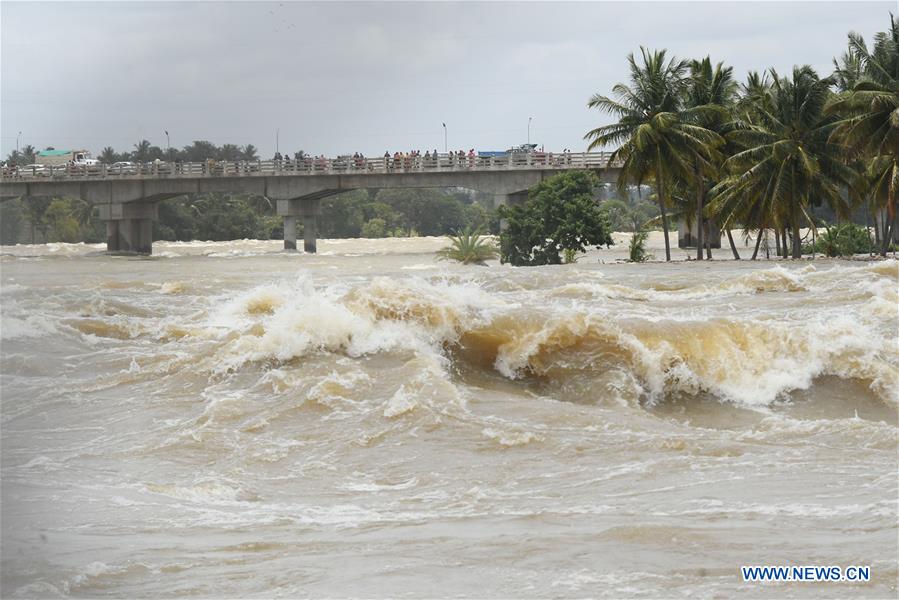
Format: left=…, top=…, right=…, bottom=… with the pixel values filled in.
left=262, top=148, right=579, bottom=172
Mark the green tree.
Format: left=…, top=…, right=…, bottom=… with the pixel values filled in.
left=0, top=199, right=24, bottom=244
left=99, top=146, right=119, bottom=165
left=361, top=218, right=388, bottom=238
left=242, top=144, right=259, bottom=161
left=584, top=48, right=722, bottom=261
left=132, top=139, right=152, bottom=162
left=827, top=14, right=899, bottom=255
left=711, top=66, right=853, bottom=258
left=22, top=196, right=51, bottom=243
left=43, top=199, right=81, bottom=242
left=683, top=56, right=736, bottom=259
left=19, top=145, right=36, bottom=165
left=182, top=140, right=220, bottom=162
left=499, top=170, right=613, bottom=266
left=319, top=190, right=367, bottom=237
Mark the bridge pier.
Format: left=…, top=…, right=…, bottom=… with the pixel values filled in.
left=278, top=198, right=321, bottom=253
left=283, top=216, right=298, bottom=251
left=493, top=191, right=528, bottom=231
left=303, top=211, right=318, bottom=254
left=98, top=202, right=158, bottom=254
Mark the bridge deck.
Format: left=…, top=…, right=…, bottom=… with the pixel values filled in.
left=1, top=151, right=620, bottom=181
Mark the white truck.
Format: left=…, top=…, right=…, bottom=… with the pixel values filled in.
left=35, top=148, right=100, bottom=167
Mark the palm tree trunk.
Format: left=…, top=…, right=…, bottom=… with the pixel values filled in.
left=695, top=161, right=703, bottom=261
left=656, top=154, right=671, bottom=262
left=882, top=166, right=895, bottom=257
left=811, top=224, right=817, bottom=259
left=704, top=221, right=712, bottom=259
left=791, top=201, right=802, bottom=259
left=874, top=211, right=881, bottom=246
left=775, top=227, right=781, bottom=256
left=727, top=228, right=741, bottom=260
left=864, top=200, right=874, bottom=257
left=751, top=229, right=763, bottom=260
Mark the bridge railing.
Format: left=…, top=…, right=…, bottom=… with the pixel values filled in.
left=0, top=151, right=622, bottom=181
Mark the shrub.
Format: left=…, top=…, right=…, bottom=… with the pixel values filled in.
left=804, top=223, right=874, bottom=256
left=628, top=230, right=650, bottom=262
left=361, top=218, right=388, bottom=238
left=436, top=227, right=498, bottom=265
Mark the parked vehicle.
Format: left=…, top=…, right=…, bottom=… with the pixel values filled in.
left=108, top=161, right=139, bottom=175
left=21, top=163, right=51, bottom=176
left=35, top=148, right=100, bottom=167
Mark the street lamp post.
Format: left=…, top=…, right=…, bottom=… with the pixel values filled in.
left=528, top=117, right=532, bottom=145
left=442, top=122, right=447, bottom=153
left=165, top=130, right=170, bottom=154
left=16, top=131, right=21, bottom=155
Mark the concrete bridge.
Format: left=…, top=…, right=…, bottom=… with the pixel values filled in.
left=0, top=152, right=622, bottom=254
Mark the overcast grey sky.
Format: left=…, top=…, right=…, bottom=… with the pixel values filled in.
left=1, top=1, right=892, bottom=159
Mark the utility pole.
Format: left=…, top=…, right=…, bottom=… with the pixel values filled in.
left=442, top=122, right=447, bottom=153
left=528, top=117, right=532, bottom=144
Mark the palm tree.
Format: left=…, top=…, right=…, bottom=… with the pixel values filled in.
left=241, top=144, right=259, bottom=161
left=132, top=139, right=152, bottom=163
left=436, top=228, right=498, bottom=265
left=827, top=15, right=899, bottom=255
left=683, top=56, right=737, bottom=259
left=99, top=146, right=118, bottom=165
left=19, top=145, right=36, bottom=165
left=711, top=66, right=853, bottom=259
left=585, top=48, right=722, bottom=261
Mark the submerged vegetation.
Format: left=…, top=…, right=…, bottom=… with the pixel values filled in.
left=436, top=228, right=499, bottom=265
left=628, top=230, right=651, bottom=263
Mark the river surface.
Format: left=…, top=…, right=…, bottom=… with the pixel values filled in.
left=1, top=235, right=897, bottom=598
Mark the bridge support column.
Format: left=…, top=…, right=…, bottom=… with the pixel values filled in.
left=283, top=216, right=297, bottom=251
left=98, top=202, right=158, bottom=254
left=277, top=198, right=321, bottom=253
left=493, top=191, right=528, bottom=231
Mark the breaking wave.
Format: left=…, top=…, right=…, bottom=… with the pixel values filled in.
left=178, top=266, right=898, bottom=408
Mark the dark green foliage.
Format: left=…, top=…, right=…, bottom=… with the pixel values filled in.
left=361, top=218, right=388, bottom=238
left=319, top=190, right=368, bottom=238
left=153, top=194, right=280, bottom=242
left=628, top=230, right=651, bottom=262
left=598, top=197, right=659, bottom=232
left=1, top=200, right=25, bottom=244
left=319, top=188, right=493, bottom=239
left=436, top=227, right=498, bottom=264
left=499, top=171, right=614, bottom=266
left=803, top=223, right=875, bottom=256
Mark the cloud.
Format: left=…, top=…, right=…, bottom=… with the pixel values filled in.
left=1, top=1, right=892, bottom=157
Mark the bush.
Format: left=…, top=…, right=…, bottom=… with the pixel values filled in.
left=436, top=227, right=498, bottom=265
left=361, top=218, right=388, bottom=238
left=628, top=230, right=650, bottom=262
left=803, top=223, right=874, bottom=256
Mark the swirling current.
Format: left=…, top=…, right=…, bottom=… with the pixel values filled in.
left=1, top=236, right=897, bottom=598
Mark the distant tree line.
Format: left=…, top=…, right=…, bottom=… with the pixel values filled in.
left=4, top=139, right=262, bottom=167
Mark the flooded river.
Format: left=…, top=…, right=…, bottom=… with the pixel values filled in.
left=1, top=235, right=897, bottom=598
